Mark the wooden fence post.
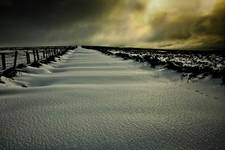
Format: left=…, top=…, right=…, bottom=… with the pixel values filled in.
left=43, top=51, right=45, bottom=58
left=33, top=50, right=36, bottom=62
left=13, top=51, right=18, bottom=69
left=36, top=50, right=40, bottom=60
left=1, top=53, right=6, bottom=70
left=26, top=51, right=30, bottom=64
left=46, top=50, right=49, bottom=58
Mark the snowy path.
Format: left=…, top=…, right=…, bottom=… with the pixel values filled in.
left=0, top=47, right=225, bottom=150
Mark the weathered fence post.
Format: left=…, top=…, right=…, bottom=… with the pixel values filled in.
left=33, top=50, right=36, bottom=62
left=26, top=51, right=30, bottom=64
left=1, top=53, right=6, bottom=70
left=36, top=50, right=40, bottom=61
left=51, top=49, right=54, bottom=56
left=46, top=50, right=49, bottom=58
left=42, top=51, right=45, bottom=58
left=13, top=51, right=18, bottom=69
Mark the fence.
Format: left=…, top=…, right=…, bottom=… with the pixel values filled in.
left=0, top=46, right=77, bottom=77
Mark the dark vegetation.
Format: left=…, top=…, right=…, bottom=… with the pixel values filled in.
left=83, top=46, right=225, bottom=84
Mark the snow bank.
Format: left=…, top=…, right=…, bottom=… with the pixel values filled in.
left=0, top=76, right=28, bottom=88
left=22, top=66, right=52, bottom=74
left=100, top=49, right=225, bottom=83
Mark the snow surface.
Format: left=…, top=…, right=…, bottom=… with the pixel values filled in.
left=0, top=47, right=225, bottom=150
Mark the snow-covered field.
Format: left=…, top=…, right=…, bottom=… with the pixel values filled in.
left=98, top=48, right=225, bottom=83
left=0, top=47, right=225, bottom=150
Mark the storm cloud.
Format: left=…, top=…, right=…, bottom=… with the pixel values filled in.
left=0, top=0, right=119, bottom=46
left=144, top=0, right=225, bottom=48
left=0, top=0, right=225, bottom=49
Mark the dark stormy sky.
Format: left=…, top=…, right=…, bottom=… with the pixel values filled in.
left=0, top=0, right=225, bottom=49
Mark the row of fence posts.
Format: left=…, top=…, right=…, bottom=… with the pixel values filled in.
left=1, top=48, right=68, bottom=72
left=27, top=49, right=63, bottom=65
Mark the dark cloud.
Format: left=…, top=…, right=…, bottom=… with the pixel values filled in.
left=0, top=0, right=118, bottom=25
left=0, top=0, right=225, bottom=49
left=0, top=0, right=119, bottom=46
left=149, top=8, right=225, bottom=41
left=148, top=13, right=194, bottom=41
left=146, top=0, right=225, bottom=48
left=194, top=2, right=225, bottom=38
